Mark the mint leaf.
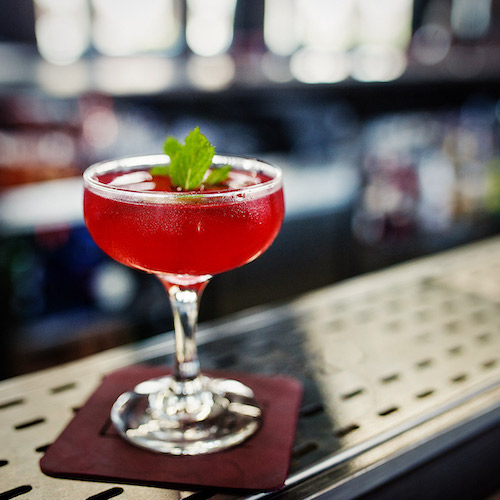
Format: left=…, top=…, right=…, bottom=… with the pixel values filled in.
left=163, top=136, right=182, bottom=158
left=163, top=127, right=215, bottom=190
left=204, top=165, right=231, bottom=186
left=150, top=165, right=170, bottom=176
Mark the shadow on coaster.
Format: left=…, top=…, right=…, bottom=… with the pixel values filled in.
left=40, top=365, right=303, bottom=493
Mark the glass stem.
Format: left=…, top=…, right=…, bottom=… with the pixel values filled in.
left=159, top=277, right=209, bottom=384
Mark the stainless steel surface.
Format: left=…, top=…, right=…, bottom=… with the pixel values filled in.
left=1, top=236, right=499, bottom=499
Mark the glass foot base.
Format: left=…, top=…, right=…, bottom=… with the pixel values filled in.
left=110, top=375, right=262, bottom=455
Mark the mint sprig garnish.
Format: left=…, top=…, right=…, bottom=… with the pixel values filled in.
left=204, top=165, right=231, bottom=185
left=151, top=127, right=230, bottom=190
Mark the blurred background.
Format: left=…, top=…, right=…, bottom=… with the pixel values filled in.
left=0, top=0, right=499, bottom=380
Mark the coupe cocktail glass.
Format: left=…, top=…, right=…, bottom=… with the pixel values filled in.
left=83, top=154, right=284, bottom=455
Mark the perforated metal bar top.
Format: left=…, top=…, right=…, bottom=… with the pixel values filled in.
left=1, top=236, right=499, bottom=499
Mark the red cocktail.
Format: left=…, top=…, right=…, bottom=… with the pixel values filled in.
left=83, top=154, right=284, bottom=455
left=84, top=163, right=284, bottom=277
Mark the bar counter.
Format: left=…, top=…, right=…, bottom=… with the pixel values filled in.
left=2, top=236, right=500, bottom=499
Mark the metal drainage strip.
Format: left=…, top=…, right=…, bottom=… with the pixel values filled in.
left=267, top=237, right=500, bottom=496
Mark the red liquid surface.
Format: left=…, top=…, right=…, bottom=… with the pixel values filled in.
left=84, top=168, right=285, bottom=277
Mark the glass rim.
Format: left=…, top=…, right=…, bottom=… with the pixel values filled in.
left=83, top=154, right=283, bottom=202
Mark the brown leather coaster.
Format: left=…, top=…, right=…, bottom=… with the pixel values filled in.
left=40, top=365, right=303, bottom=493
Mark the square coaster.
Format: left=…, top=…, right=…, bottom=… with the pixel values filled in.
left=40, top=365, right=303, bottom=493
